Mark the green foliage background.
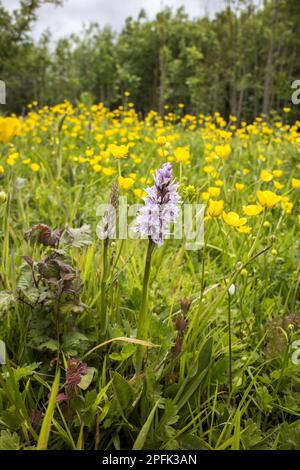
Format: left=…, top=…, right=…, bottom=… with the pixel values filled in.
left=1, top=0, right=300, bottom=119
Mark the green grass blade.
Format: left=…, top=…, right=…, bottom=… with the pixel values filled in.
left=37, top=370, right=60, bottom=450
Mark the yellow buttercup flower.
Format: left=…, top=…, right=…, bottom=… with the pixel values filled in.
left=118, top=175, right=134, bottom=190
left=208, top=199, right=224, bottom=218
left=243, top=204, right=263, bottom=216
left=256, top=190, right=281, bottom=208
left=201, top=192, right=210, bottom=202
left=215, top=144, right=231, bottom=160
left=30, top=163, right=40, bottom=172
left=85, top=148, right=94, bottom=157
left=133, top=188, right=146, bottom=198
left=93, top=164, right=102, bottom=173
left=223, top=211, right=247, bottom=227
left=281, top=201, right=293, bottom=214
left=236, top=225, right=252, bottom=234
left=0, top=165, right=4, bottom=175
left=273, top=170, right=283, bottom=178
left=292, top=178, right=300, bottom=188
left=174, top=146, right=190, bottom=164
left=156, top=136, right=167, bottom=146
left=204, top=165, right=215, bottom=174
left=260, top=170, right=273, bottom=182
left=0, top=117, right=22, bottom=142
left=108, top=144, right=129, bottom=159
left=235, top=183, right=245, bottom=191
left=6, top=156, right=16, bottom=166
left=273, top=180, right=284, bottom=190
left=102, top=167, right=116, bottom=176
left=208, top=186, right=220, bottom=198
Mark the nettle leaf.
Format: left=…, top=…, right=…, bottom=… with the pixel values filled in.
left=14, top=362, right=42, bottom=381
left=0, top=430, right=20, bottom=450
left=17, top=267, right=35, bottom=291
left=38, top=339, right=59, bottom=352
left=240, top=419, right=264, bottom=449
left=78, top=367, right=96, bottom=390
left=62, top=331, right=89, bottom=354
left=60, top=301, right=86, bottom=315
left=38, top=252, right=83, bottom=296
left=22, top=287, right=40, bottom=304
left=0, top=291, right=15, bottom=313
left=156, top=399, right=179, bottom=439
left=60, top=224, right=92, bottom=248
left=24, top=224, right=62, bottom=247
left=1, top=406, right=23, bottom=429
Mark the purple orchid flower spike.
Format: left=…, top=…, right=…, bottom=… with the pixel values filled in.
left=134, top=162, right=181, bottom=246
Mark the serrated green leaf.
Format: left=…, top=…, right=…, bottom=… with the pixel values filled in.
left=14, top=362, right=41, bottom=381
left=0, top=430, right=20, bottom=450
left=0, top=292, right=14, bottom=313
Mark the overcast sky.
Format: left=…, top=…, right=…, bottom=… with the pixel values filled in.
left=3, top=0, right=226, bottom=41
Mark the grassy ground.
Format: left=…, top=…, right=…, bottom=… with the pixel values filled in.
left=0, top=102, right=299, bottom=450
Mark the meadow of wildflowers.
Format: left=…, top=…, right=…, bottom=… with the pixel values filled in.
left=0, top=100, right=299, bottom=450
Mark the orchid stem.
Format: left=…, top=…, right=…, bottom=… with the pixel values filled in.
left=228, top=293, right=233, bottom=394
left=136, top=238, right=155, bottom=373
left=100, top=238, right=109, bottom=337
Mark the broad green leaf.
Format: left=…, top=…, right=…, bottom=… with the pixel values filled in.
left=112, top=371, right=135, bottom=413
left=78, top=367, right=96, bottom=390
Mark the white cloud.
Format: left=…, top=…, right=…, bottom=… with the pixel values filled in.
left=3, top=0, right=225, bottom=41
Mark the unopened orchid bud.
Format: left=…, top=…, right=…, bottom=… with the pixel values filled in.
left=180, top=297, right=192, bottom=314
left=174, top=314, right=188, bottom=332
left=171, top=335, right=183, bottom=357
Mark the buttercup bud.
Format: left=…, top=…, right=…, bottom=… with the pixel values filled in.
left=228, top=284, right=236, bottom=296
left=241, top=268, right=248, bottom=277
left=0, top=190, right=7, bottom=204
